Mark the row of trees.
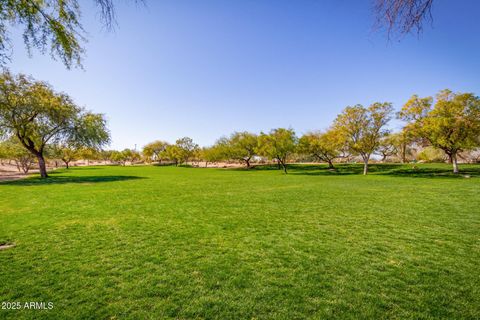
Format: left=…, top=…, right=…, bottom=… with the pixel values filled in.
left=141, top=90, right=480, bottom=175
left=1, top=70, right=479, bottom=176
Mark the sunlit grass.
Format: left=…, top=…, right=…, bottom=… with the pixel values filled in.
left=0, top=164, right=479, bottom=319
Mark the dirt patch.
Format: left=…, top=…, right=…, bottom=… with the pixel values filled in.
left=0, top=171, right=27, bottom=182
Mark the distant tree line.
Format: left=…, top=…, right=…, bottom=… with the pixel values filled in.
left=1, top=71, right=479, bottom=176
left=138, top=89, right=480, bottom=175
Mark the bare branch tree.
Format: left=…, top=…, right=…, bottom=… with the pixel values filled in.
left=374, top=0, right=434, bottom=38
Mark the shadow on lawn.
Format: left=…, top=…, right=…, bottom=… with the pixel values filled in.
left=279, top=164, right=480, bottom=179
left=0, top=174, right=145, bottom=186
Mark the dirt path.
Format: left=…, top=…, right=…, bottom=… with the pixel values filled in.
left=0, top=164, right=28, bottom=182
left=0, top=171, right=27, bottom=182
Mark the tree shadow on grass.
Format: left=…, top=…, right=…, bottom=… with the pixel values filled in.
left=0, top=175, right=146, bottom=186
left=285, top=163, right=480, bottom=179
left=380, top=166, right=480, bottom=179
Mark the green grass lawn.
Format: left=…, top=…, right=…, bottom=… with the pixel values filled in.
left=0, top=164, right=479, bottom=319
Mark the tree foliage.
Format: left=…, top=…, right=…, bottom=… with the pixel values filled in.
left=298, top=129, right=344, bottom=169
left=0, top=0, right=141, bottom=68
left=333, top=102, right=393, bottom=174
left=174, top=137, right=199, bottom=165
left=257, top=128, right=297, bottom=174
left=49, top=143, right=79, bottom=168
left=0, top=71, right=110, bottom=177
left=399, top=89, right=480, bottom=173
left=143, top=140, right=168, bottom=163
left=222, top=131, right=258, bottom=168
left=0, top=137, right=35, bottom=173
left=200, top=145, right=226, bottom=167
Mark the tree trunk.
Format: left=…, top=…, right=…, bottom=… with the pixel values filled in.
left=447, top=153, right=453, bottom=164
left=245, top=158, right=251, bottom=168
left=401, top=143, right=407, bottom=163
left=381, top=154, right=387, bottom=162
left=452, top=153, right=459, bottom=174
left=36, top=154, right=48, bottom=178
left=278, top=158, right=288, bottom=174
left=362, top=155, right=369, bottom=175
left=327, top=159, right=334, bottom=169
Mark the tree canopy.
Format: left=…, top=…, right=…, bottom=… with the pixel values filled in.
left=298, top=129, right=344, bottom=169
left=333, top=102, right=393, bottom=175
left=399, top=89, right=480, bottom=173
left=0, top=71, right=110, bottom=177
left=257, top=128, right=297, bottom=174
left=0, top=0, right=141, bottom=68
left=143, top=140, right=169, bottom=163
left=223, top=132, right=258, bottom=168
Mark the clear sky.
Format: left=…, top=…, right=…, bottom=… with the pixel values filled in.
left=7, top=0, right=480, bottom=150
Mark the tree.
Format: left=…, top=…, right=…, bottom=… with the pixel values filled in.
left=0, top=0, right=141, bottom=68
left=257, top=128, right=297, bottom=174
left=51, top=144, right=79, bottom=169
left=200, top=145, right=226, bottom=167
left=78, top=147, right=101, bottom=165
left=114, top=148, right=140, bottom=165
left=161, top=144, right=182, bottom=166
left=0, top=138, right=35, bottom=173
left=142, top=140, right=168, bottom=163
left=333, top=102, right=393, bottom=175
left=99, top=150, right=113, bottom=164
left=398, top=90, right=480, bottom=173
left=377, top=133, right=398, bottom=162
left=110, top=150, right=127, bottom=166
left=418, top=146, right=446, bottom=163
left=374, top=0, right=434, bottom=38
left=298, top=129, right=343, bottom=169
left=0, top=72, right=110, bottom=178
left=224, top=132, right=258, bottom=168
left=175, top=137, right=199, bottom=165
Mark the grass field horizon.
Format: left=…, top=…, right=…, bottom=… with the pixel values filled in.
left=1, top=164, right=479, bottom=319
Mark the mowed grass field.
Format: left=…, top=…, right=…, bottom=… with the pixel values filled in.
left=0, top=164, right=479, bottom=319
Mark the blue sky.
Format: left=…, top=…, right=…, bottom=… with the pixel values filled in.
left=8, top=0, right=480, bottom=150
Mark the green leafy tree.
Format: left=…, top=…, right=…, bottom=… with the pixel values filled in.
left=0, top=72, right=110, bottom=177
left=225, top=131, right=258, bottom=168
left=78, top=147, right=101, bottom=165
left=0, top=0, right=141, bottom=68
left=142, top=140, right=168, bottom=163
left=50, top=144, right=79, bottom=169
left=175, top=137, right=199, bottom=165
left=200, top=145, right=226, bottom=167
left=257, top=128, right=297, bottom=174
left=99, top=150, right=113, bottom=164
left=377, top=133, right=399, bottom=162
left=417, top=146, right=447, bottom=163
left=0, top=137, right=35, bottom=173
left=161, top=144, right=182, bottom=166
left=398, top=90, right=480, bottom=173
left=333, top=102, right=393, bottom=175
left=110, top=150, right=127, bottom=166
left=298, top=129, right=343, bottom=169
left=116, top=148, right=140, bottom=165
